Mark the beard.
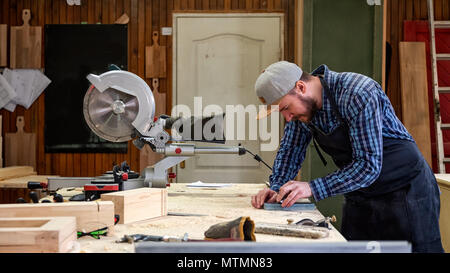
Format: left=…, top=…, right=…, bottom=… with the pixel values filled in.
left=292, top=95, right=319, bottom=123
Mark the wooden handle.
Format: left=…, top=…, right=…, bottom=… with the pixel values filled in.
left=152, top=31, right=159, bottom=47
left=22, top=9, right=31, bottom=27
left=152, top=78, right=159, bottom=93
left=16, top=116, right=25, bottom=133
left=21, top=9, right=31, bottom=48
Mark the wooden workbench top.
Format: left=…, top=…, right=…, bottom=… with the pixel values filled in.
left=77, top=183, right=346, bottom=253
left=435, top=174, right=450, bottom=188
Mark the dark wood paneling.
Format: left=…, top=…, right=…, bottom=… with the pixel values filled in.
left=0, top=0, right=295, bottom=177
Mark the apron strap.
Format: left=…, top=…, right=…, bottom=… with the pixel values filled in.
left=308, top=74, right=348, bottom=167
left=312, top=137, right=328, bottom=166
left=317, top=76, right=347, bottom=125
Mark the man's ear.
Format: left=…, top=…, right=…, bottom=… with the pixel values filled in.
left=295, top=80, right=307, bottom=95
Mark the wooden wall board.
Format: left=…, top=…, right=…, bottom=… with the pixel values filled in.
left=101, top=188, right=167, bottom=224
left=0, top=24, right=6, bottom=67
left=0, top=217, right=77, bottom=253
left=0, top=201, right=115, bottom=233
left=0, top=188, right=46, bottom=204
left=399, top=41, right=433, bottom=167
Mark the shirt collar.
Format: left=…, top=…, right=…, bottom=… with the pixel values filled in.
left=311, top=64, right=334, bottom=115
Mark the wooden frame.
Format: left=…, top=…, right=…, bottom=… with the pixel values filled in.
left=0, top=217, right=76, bottom=253
left=0, top=201, right=115, bottom=233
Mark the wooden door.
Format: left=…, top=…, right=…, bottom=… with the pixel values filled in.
left=173, top=13, right=284, bottom=184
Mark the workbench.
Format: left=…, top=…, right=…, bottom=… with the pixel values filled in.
left=0, top=174, right=49, bottom=204
left=433, top=174, right=450, bottom=253
left=77, top=183, right=346, bottom=253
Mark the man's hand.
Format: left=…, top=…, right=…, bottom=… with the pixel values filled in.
left=251, top=188, right=278, bottom=209
left=276, top=181, right=312, bottom=208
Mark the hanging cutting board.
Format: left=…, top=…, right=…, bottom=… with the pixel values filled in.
left=5, top=116, right=36, bottom=170
left=10, top=9, right=42, bottom=69
left=145, top=31, right=166, bottom=80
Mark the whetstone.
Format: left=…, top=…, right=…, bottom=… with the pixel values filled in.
left=263, top=202, right=316, bottom=211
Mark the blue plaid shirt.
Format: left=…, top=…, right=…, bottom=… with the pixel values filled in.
left=269, top=64, right=414, bottom=201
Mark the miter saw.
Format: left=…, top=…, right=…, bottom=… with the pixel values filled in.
left=82, top=69, right=247, bottom=189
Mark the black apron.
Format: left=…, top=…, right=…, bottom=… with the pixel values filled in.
left=307, top=76, right=444, bottom=253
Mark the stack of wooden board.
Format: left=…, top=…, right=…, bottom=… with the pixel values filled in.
left=0, top=166, right=47, bottom=204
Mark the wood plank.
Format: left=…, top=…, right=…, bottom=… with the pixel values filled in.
left=0, top=166, right=36, bottom=181
left=0, top=201, right=115, bottom=233
left=0, top=175, right=48, bottom=189
left=435, top=174, right=450, bottom=252
left=399, top=42, right=433, bottom=167
left=101, top=188, right=167, bottom=224
left=0, top=217, right=77, bottom=253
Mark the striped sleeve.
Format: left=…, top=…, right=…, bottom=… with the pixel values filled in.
left=269, top=121, right=312, bottom=192
left=308, top=85, right=384, bottom=201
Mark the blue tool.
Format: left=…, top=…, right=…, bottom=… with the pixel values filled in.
left=263, top=202, right=316, bottom=211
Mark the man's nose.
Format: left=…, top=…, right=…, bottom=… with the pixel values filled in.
left=283, top=112, right=292, bottom=122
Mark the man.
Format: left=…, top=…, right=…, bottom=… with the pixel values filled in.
left=251, top=61, right=444, bottom=253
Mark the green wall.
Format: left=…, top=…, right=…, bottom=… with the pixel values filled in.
left=300, top=0, right=384, bottom=232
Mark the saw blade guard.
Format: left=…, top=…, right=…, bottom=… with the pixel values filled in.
left=84, top=70, right=155, bottom=142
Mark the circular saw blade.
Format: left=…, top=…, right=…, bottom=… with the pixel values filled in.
left=83, top=86, right=139, bottom=142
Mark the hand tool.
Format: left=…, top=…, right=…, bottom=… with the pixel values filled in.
left=29, top=191, right=39, bottom=203
left=167, top=212, right=208, bottom=217
left=263, top=201, right=316, bottom=211
left=116, top=233, right=189, bottom=244
left=116, top=233, right=240, bottom=244
left=295, top=215, right=337, bottom=230
left=53, top=194, right=64, bottom=203
left=77, top=227, right=109, bottom=239
left=254, top=222, right=329, bottom=239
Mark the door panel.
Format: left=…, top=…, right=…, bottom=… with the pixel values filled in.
left=173, top=14, right=284, bottom=184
